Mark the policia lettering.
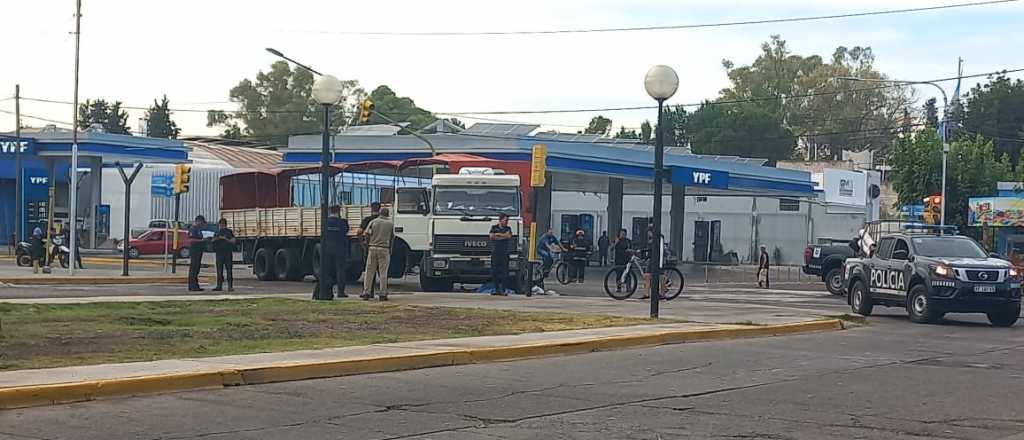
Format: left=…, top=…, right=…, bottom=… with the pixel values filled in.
left=870, top=268, right=906, bottom=292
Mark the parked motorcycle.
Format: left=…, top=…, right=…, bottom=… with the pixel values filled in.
left=15, top=238, right=69, bottom=268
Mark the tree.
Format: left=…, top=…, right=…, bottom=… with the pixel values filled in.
left=207, top=61, right=365, bottom=145
left=923, top=97, right=939, bottom=128
left=365, top=85, right=435, bottom=130
left=720, top=36, right=912, bottom=158
left=890, top=129, right=1011, bottom=227
left=584, top=116, right=612, bottom=136
left=640, top=120, right=653, bottom=144
left=613, top=126, right=639, bottom=140
left=687, top=102, right=796, bottom=163
left=145, top=95, right=180, bottom=139
left=961, top=74, right=1024, bottom=165
left=660, top=105, right=691, bottom=149
left=78, top=99, right=131, bottom=135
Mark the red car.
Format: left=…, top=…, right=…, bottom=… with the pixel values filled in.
left=120, top=229, right=193, bottom=259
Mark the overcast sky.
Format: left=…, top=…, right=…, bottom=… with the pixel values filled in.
left=1, top=0, right=1021, bottom=137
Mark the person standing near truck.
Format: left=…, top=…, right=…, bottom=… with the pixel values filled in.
left=212, top=218, right=236, bottom=292
left=489, top=213, right=513, bottom=296
left=360, top=201, right=382, bottom=294
left=313, top=205, right=349, bottom=299
left=187, top=215, right=209, bottom=292
left=361, top=207, right=394, bottom=301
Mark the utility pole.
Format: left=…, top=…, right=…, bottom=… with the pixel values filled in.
left=69, top=0, right=82, bottom=275
left=14, top=85, right=22, bottom=244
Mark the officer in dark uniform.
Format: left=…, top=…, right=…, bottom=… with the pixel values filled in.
left=313, top=205, right=350, bottom=299
left=489, top=213, right=513, bottom=296
left=187, top=215, right=208, bottom=291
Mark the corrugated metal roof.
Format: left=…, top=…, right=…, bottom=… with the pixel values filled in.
left=181, top=137, right=282, bottom=169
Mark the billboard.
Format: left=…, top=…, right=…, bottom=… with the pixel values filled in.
left=822, top=169, right=866, bottom=206
left=969, top=197, right=1024, bottom=226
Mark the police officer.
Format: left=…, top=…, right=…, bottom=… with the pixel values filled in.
left=212, top=218, right=236, bottom=292
left=187, top=215, right=208, bottom=292
left=489, top=213, right=513, bottom=296
left=313, top=205, right=349, bottom=299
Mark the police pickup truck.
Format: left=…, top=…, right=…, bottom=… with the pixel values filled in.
left=843, top=232, right=1021, bottom=327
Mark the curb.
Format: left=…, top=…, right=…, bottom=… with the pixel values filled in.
left=0, top=275, right=215, bottom=286
left=0, top=319, right=843, bottom=409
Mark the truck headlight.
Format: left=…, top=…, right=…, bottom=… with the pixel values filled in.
left=1010, top=267, right=1020, bottom=279
left=934, top=264, right=952, bottom=278
left=432, top=259, right=448, bottom=269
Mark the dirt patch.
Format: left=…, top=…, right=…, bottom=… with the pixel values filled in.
left=0, top=298, right=651, bottom=371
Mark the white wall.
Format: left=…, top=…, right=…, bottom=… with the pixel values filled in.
left=102, top=166, right=156, bottom=241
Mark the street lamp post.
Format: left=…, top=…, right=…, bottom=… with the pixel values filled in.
left=644, top=65, right=679, bottom=319
left=835, top=76, right=950, bottom=228
left=311, top=75, right=345, bottom=301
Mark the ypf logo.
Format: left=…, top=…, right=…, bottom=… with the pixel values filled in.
left=693, top=172, right=712, bottom=185
left=29, top=177, right=48, bottom=185
left=0, top=140, right=30, bottom=154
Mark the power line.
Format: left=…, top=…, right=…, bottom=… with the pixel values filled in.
left=16, top=67, right=1024, bottom=119
left=0, top=108, right=74, bottom=126
left=284, top=0, right=1017, bottom=36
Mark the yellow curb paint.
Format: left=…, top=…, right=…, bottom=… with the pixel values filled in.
left=0, top=319, right=844, bottom=409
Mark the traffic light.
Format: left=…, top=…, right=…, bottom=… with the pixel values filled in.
left=173, top=164, right=192, bottom=194
left=922, top=195, right=943, bottom=224
left=358, top=99, right=375, bottom=124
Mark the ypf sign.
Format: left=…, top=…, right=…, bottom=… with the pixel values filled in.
left=0, top=136, right=33, bottom=155
left=670, top=167, right=729, bottom=189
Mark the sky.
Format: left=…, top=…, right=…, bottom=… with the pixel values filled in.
left=1, top=0, right=1022, bottom=138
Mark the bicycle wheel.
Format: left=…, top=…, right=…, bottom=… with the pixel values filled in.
left=661, top=267, right=685, bottom=300
left=604, top=268, right=634, bottom=300
left=555, top=262, right=571, bottom=285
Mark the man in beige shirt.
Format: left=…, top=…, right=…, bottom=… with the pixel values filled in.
left=361, top=207, right=395, bottom=301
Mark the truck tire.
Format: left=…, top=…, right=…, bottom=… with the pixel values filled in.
left=986, top=303, right=1020, bottom=327
left=274, top=248, right=302, bottom=281
left=907, top=284, right=942, bottom=324
left=419, top=270, right=454, bottom=292
left=824, top=267, right=844, bottom=296
left=254, top=247, right=277, bottom=281
left=849, top=280, right=873, bottom=316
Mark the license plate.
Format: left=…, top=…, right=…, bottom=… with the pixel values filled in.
left=974, top=285, right=997, bottom=293
left=813, top=248, right=821, bottom=258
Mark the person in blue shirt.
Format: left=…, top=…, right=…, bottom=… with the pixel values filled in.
left=536, top=227, right=560, bottom=275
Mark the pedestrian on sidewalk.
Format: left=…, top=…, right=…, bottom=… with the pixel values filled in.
left=187, top=215, right=209, bottom=292
left=30, top=225, right=44, bottom=274
left=598, top=231, right=610, bottom=267
left=757, top=245, right=771, bottom=289
left=569, top=229, right=590, bottom=283
left=489, top=213, right=514, bottom=296
left=361, top=207, right=394, bottom=301
left=212, top=218, right=236, bottom=292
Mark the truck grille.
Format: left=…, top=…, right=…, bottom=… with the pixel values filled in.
left=965, top=270, right=1002, bottom=282
left=433, top=235, right=517, bottom=256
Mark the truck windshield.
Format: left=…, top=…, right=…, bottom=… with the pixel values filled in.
left=434, top=186, right=520, bottom=217
left=911, top=237, right=987, bottom=258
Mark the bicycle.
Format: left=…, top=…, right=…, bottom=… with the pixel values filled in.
left=552, top=251, right=573, bottom=285
left=604, top=252, right=684, bottom=300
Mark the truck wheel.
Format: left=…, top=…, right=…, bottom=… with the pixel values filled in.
left=254, top=247, right=277, bottom=281
left=849, top=280, right=873, bottom=316
left=907, top=284, right=942, bottom=324
left=987, top=303, right=1020, bottom=327
left=274, top=248, right=301, bottom=281
left=824, top=267, right=844, bottom=296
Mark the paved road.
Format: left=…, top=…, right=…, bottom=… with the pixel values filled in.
left=5, top=314, right=1022, bottom=439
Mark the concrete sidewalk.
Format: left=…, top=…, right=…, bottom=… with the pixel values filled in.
left=0, top=319, right=843, bottom=409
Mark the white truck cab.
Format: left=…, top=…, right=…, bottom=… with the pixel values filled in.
left=392, top=168, right=525, bottom=292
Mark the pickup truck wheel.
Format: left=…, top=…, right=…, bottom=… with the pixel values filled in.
left=987, top=303, right=1020, bottom=327
left=907, top=284, right=941, bottom=324
left=850, top=280, right=873, bottom=316
left=825, top=267, right=844, bottom=296
left=254, top=247, right=277, bottom=281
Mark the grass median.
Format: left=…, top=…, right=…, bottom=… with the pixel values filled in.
left=0, top=298, right=652, bottom=371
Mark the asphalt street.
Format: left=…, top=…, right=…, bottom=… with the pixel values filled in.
left=4, top=310, right=1022, bottom=440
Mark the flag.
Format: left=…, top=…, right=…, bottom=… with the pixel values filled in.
left=938, top=72, right=962, bottom=141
